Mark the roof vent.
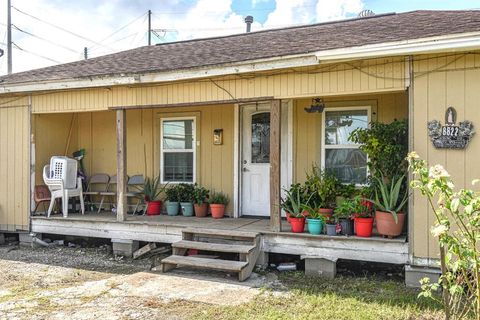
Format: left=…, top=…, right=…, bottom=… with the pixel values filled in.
left=358, top=10, right=375, bottom=18
left=245, top=15, right=254, bottom=33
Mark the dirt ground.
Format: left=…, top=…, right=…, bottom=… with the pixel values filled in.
left=0, top=242, right=274, bottom=320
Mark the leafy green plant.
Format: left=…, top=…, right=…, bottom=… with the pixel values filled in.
left=143, top=176, right=167, bottom=201
left=408, top=152, right=480, bottom=320
left=301, top=204, right=326, bottom=222
left=349, top=119, right=408, bottom=180
left=193, top=184, right=209, bottom=204
left=281, top=184, right=312, bottom=218
left=304, top=165, right=340, bottom=208
left=351, top=195, right=373, bottom=218
left=209, top=191, right=229, bottom=205
left=369, top=174, right=409, bottom=223
left=165, top=185, right=180, bottom=202
left=177, top=183, right=195, bottom=202
left=334, top=198, right=356, bottom=220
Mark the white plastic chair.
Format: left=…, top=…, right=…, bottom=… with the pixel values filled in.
left=43, top=156, right=85, bottom=218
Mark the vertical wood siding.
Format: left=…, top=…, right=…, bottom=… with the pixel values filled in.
left=294, top=92, right=408, bottom=183
left=34, top=104, right=235, bottom=213
left=412, top=52, right=480, bottom=261
left=0, top=106, right=29, bottom=231
left=30, top=57, right=406, bottom=113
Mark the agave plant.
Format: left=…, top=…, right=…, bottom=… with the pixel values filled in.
left=143, top=176, right=168, bottom=202
left=280, top=184, right=312, bottom=218
left=369, top=174, right=409, bottom=223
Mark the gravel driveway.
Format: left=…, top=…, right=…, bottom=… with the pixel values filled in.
left=0, top=243, right=268, bottom=320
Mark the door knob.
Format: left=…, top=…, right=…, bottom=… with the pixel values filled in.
left=243, top=167, right=249, bottom=172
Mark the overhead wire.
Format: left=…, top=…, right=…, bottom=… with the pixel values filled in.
left=8, top=23, right=79, bottom=54
left=88, top=11, right=148, bottom=51
left=10, top=42, right=62, bottom=64
left=11, top=6, right=115, bottom=51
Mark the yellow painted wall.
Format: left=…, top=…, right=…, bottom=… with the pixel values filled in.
left=412, top=52, right=480, bottom=262
left=0, top=105, right=30, bottom=231
left=294, top=92, right=408, bottom=182
left=35, top=104, right=235, bottom=214
left=30, top=57, right=406, bottom=113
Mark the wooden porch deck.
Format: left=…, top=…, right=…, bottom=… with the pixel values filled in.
left=31, top=212, right=409, bottom=265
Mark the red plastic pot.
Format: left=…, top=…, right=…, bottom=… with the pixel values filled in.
left=355, top=217, right=374, bottom=237
left=146, top=200, right=162, bottom=216
left=194, top=203, right=208, bottom=217
left=210, top=204, right=225, bottom=219
left=289, top=217, right=306, bottom=233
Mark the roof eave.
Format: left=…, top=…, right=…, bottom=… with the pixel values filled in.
left=314, top=31, right=480, bottom=62
left=2, top=31, right=480, bottom=95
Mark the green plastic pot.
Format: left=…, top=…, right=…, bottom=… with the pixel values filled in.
left=306, top=218, right=323, bottom=235
left=180, top=202, right=194, bottom=216
left=166, top=201, right=179, bottom=216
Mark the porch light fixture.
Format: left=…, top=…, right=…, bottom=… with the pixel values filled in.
left=304, top=98, right=325, bottom=113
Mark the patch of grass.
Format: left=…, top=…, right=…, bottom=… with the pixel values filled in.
left=192, top=272, right=444, bottom=320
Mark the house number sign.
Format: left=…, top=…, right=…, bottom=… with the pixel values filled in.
left=427, top=107, right=475, bottom=149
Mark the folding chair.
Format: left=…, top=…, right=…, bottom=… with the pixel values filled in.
left=83, top=173, right=110, bottom=213
left=127, top=174, right=144, bottom=214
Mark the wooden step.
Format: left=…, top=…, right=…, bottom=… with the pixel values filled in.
left=182, top=228, right=259, bottom=240
left=172, top=240, right=255, bottom=254
left=161, top=255, right=248, bottom=272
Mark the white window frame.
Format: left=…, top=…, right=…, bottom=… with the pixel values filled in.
left=321, top=106, right=371, bottom=186
left=160, top=116, right=196, bottom=184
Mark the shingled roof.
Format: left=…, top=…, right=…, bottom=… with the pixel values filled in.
left=1, top=10, right=480, bottom=85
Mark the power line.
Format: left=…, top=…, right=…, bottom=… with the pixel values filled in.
left=88, top=11, right=148, bottom=50
left=11, top=6, right=115, bottom=51
left=9, top=42, right=62, bottom=64
left=8, top=23, right=79, bottom=54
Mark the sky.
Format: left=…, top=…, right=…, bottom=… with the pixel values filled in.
left=0, top=0, right=479, bottom=75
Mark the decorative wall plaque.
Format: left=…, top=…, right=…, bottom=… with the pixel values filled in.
left=428, top=107, right=475, bottom=149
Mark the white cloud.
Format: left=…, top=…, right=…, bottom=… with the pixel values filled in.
left=0, top=0, right=364, bottom=75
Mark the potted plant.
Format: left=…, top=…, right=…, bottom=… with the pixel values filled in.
left=351, top=196, right=374, bottom=237
left=334, top=198, right=355, bottom=235
left=280, top=186, right=309, bottom=233
left=142, top=176, right=167, bottom=215
left=193, top=184, right=209, bottom=217
left=302, top=204, right=326, bottom=235
left=369, top=174, right=409, bottom=238
left=178, top=183, right=195, bottom=216
left=325, top=219, right=338, bottom=236
left=304, top=166, right=339, bottom=220
left=209, top=191, right=229, bottom=219
left=165, top=185, right=180, bottom=216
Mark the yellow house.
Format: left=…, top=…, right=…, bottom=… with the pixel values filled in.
left=1, top=10, right=479, bottom=284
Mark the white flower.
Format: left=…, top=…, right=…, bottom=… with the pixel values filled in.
left=431, top=224, right=448, bottom=237
left=407, top=151, right=420, bottom=159
left=429, top=165, right=450, bottom=179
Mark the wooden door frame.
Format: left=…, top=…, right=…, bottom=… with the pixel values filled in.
left=232, top=100, right=293, bottom=219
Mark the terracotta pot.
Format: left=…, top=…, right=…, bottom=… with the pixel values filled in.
left=146, top=200, right=162, bottom=215
left=210, top=204, right=225, bottom=219
left=318, top=208, right=333, bottom=220
left=194, top=203, right=208, bottom=217
left=355, top=217, right=374, bottom=237
left=289, top=217, right=305, bottom=233
left=375, top=211, right=406, bottom=238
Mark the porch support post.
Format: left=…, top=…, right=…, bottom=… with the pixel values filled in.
left=116, top=109, right=127, bottom=222
left=270, top=99, right=282, bottom=232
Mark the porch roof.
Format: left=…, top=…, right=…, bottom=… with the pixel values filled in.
left=1, top=10, right=480, bottom=86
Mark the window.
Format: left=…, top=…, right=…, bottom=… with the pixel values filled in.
left=160, top=118, right=195, bottom=183
left=322, top=107, right=370, bottom=185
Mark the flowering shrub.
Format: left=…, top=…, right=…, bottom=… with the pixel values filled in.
left=408, top=152, right=480, bottom=320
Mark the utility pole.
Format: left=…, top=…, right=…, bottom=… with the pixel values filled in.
left=147, top=9, right=152, bottom=46
left=7, top=0, right=12, bottom=74
left=84, top=47, right=88, bottom=59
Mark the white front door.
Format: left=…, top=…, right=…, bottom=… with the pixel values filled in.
left=241, top=104, right=271, bottom=216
